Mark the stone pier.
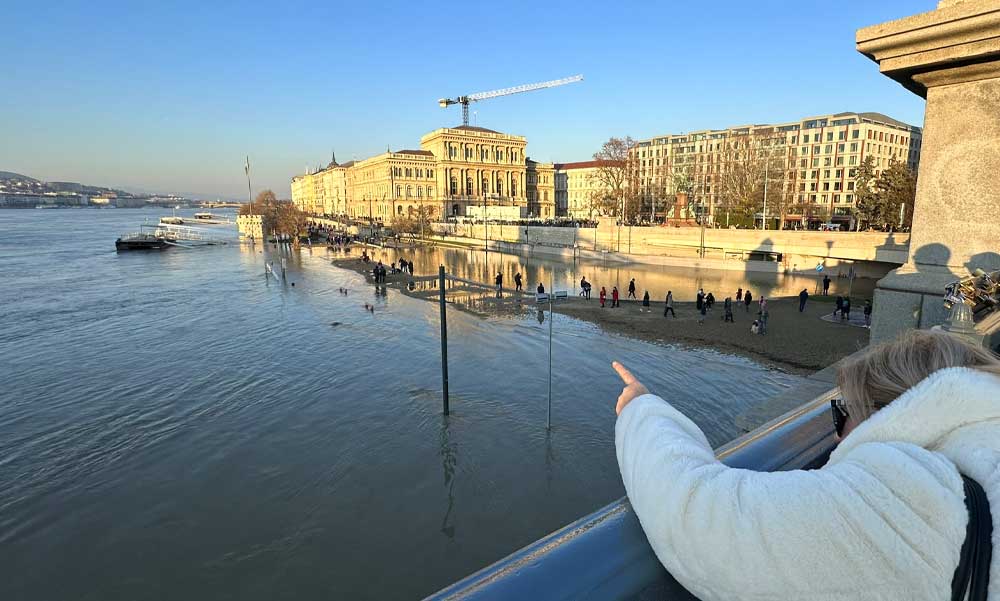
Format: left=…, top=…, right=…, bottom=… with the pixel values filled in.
left=858, top=0, right=1000, bottom=341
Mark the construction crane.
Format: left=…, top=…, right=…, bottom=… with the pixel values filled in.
left=438, top=75, right=583, bottom=126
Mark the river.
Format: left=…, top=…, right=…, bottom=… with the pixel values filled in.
left=1, top=208, right=805, bottom=600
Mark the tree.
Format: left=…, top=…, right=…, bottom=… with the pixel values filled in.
left=592, top=137, right=641, bottom=223
left=852, top=156, right=879, bottom=230
left=716, top=129, right=786, bottom=227
left=875, top=158, right=917, bottom=231
left=241, top=189, right=309, bottom=243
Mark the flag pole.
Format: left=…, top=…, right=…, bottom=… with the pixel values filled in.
left=245, top=156, right=253, bottom=213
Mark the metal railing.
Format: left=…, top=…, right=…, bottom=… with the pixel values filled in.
left=424, top=388, right=838, bottom=601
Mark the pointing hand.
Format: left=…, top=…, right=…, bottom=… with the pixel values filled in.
left=613, top=361, right=649, bottom=415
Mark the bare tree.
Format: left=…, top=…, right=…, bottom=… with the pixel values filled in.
left=716, top=129, right=786, bottom=227
left=592, top=137, right=640, bottom=223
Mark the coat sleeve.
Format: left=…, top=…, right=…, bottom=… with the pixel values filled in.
left=615, top=393, right=968, bottom=601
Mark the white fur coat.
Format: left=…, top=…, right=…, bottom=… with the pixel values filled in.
left=616, top=367, right=1000, bottom=600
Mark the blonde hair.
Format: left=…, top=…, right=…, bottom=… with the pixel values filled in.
left=837, top=329, right=1000, bottom=421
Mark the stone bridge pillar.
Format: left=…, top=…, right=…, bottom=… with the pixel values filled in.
left=858, top=0, right=1000, bottom=341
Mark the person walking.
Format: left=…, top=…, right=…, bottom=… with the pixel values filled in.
left=864, top=299, right=873, bottom=328
left=822, top=274, right=831, bottom=295
left=495, top=271, right=503, bottom=298
left=759, top=307, right=769, bottom=334
left=736, top=288, right=743, bottom=302
left=705, top=292, right=715, bottom=310
left=612, top=330, right=1000, bottom=601
left=600, top=286, right=607, bottom=308
left=759, top=295, right=767, bottom=313
left=627, top=278, right=637, bottom=301
left=842, top=297, right=852, bottom=322
left=696, top=289, right=704, bottom=313
left=514, top=272, right=523, bottom=292
left=698, top=302, right=707, bottom=324
left=642, top=291, right=650, bottom=311
left=664, top=291, right=675, bottom=318
left=537, top=282, right=545, bottom=295
left=580, top=276, right=591, bottom=299
left=798, top=288, right=809, bottom=312
left=612, top=286, right=620, bottom=308
left=834, top=295, right=844, bottom=318
left=724, top=297, right=734, bottom=322
left=743, top=290, right=752, bottom=312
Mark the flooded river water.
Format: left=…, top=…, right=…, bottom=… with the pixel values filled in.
left=2, top=209, right=807, bottom=600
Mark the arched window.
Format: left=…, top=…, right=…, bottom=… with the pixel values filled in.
left=416, top=187, right=423, bottom=198
left=496, top=178, right=503, bottom=197
left=450, top=178, right=457, bottom=195
left=396, top=185, right=402, bottom=198
left=482, top=177, right=489, bottom=194
left=427, top=186, right=433, bottom=198
left=406, top=185, right=412, bottom=198
left=511, top=181, right=517, bottom=197
left=397, top=205, right=403, bottom=214
left=466, top=177, right=473, bottom=195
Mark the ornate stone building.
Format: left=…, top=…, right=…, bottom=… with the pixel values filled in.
left=292, top=125, right=556, bottom=220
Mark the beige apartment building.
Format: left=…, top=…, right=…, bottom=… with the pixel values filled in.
left=632, top=111, right=922, bottom=228
left=293, top=125, right=555, bottom=221
left=554, top=161, right=615, bottom=220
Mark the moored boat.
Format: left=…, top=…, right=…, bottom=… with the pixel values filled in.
left=115, top=232, right=169, bottom=251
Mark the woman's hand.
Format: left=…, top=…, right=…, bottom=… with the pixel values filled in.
left=613, top=361, right=649, bottom=415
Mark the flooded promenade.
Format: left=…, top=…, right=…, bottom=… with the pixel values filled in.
left=4, top=209, right=805, bottom=600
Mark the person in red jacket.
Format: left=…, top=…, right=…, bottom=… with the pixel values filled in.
left=611, top=286, right=620, bottom=308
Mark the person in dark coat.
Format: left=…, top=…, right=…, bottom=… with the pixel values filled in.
left=842, top=297, right=852, bottom=321
left=724, top=297, right=734, bottom=322
left=696, top=289, right=704, bottom=312
left=823, top=274, right=831, bottom=295
left=664, top=291, right=675, bottom=317
left=628, top=278, right=637, bottom=300
left=612, top=286, right=620, bottom=307
left=744, top=290, right=753, bottom=312
left=642, top=291, right=650, bottom=311
left=736, top=288, right=743, bottom=302
left=864, top=299, right=873, bottom=328
left=705, top=292, right=715, bottom=310
left=495, top=271, right=503, bottom=298
left=514, top=272, right=523, bottom=292
left=799, top=288, right=809, bottom=312
left=834, top=295, right=844, bottom=317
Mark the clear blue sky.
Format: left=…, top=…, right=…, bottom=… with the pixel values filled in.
left=1, top=0, right=934, bottom=200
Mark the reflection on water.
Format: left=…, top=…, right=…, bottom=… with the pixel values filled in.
left=2, top=209, right=805, bottom=601
left=361, top=244, right=875, bottom=302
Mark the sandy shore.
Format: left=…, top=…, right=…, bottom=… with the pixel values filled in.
left=331, top=253, right=869, bottom=374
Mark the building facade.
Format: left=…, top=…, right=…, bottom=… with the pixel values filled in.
left=526, top=159, right=556, bottom=218
left=553, top=161, right=615, bottom=220
left=631, top=111, right=922, bottom=228
left=293, top=125, right=558, bottom=221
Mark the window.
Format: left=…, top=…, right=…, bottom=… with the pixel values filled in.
left=852, top=130, right=860, bottom=139
left=496, top=179, right=503, bottom=196
left=824, top=158, right=832, bottom=166
left=836, top=156, right=844, bottom=166
left=823, top=182, right=830, bottom=191
left=849, top=156, right=858, bottom=165
left=812, top=158, right=820, bottom=167
left=850, top=143, right=858, bottom=152
left=799, top=183, right=806, bottom=192
left=823, top=169, right=831, bottom=178
left=835, top=169, right=843, bottom=178
left=810, top=170, right=817, bottom=178
left=417, top=187, right=422, bottom=198
left=838, top=143, right=845, bottom=152
left=803, top=134, right=810, bottom=143
left=826, top=132, right=833, bottom=142
left=848, top=181, right=856, bottom=191
left=825, top=145, right=833, bottom=154
left=427, top=186, right=433, bottom=197
left=847, top=194, right=854, bottom=202
left=810, top=194, right=817, bottom=202
left=809, top=183, right=817, bottom=191
left=449, top=178, right=457, bottom=195
left=813, top=146, right=820, bottom=154
left=838, top=131, right=846, bottom=141
left=405, top=185, right=412, bottom=198
left=511, top=181, right=517, bottom=197
left=396, top=185, right=402, bottom=197
left=834, top=182, right=842, bottom=191
left=465, top=177, right=473, bottom=195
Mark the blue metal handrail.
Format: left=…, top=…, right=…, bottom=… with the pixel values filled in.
left=425, top=389, right=839, bottom=601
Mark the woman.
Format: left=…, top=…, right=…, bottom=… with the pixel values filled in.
left=613, top=330, right=1000, bottom=601
left=599, top=286, right=607, bottom=308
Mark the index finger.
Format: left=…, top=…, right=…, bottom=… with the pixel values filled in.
left=612, top=361, right=637, bottom=385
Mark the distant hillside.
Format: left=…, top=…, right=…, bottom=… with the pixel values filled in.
left=0, top=171, right=38, bottom=182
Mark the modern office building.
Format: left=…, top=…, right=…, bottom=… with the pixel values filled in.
left=631, top=111, right=922, bottom=227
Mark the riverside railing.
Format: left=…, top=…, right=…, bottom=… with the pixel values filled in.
left=424, top=388, right=839, bottom=601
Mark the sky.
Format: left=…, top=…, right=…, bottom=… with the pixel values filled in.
left=1, top=0, right=935, bottom=200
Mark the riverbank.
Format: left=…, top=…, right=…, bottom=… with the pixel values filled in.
left=331, top=253, right=869, bottom=375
